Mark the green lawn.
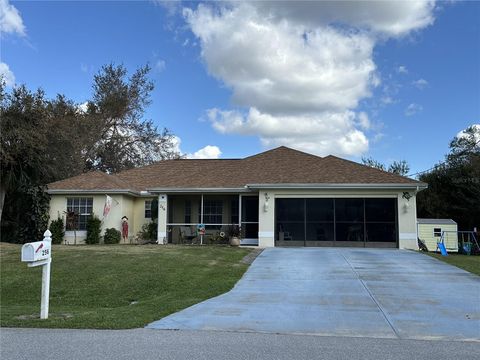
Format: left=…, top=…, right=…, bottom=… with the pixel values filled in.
left=426, top=252, right=480, bottom=276
left=0, top=243, right=251, bottom=329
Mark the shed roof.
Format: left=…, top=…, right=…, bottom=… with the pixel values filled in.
left=417, top=218, right=457, bottom=225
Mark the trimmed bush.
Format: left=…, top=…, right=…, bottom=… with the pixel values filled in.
left=138, top=221, right=157, bottom=241
left=49, top=217, right=65, bottom=244
left=85, top=215, right=102, bottom=244
left=104, top=228, right=121, bottom=244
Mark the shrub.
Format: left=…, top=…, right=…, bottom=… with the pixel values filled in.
left=205, top=231, right=228, bottom=245
left=85, top=215, right=102, bottom=244
left=104, top=228, right=121, bottom=244
left=138, top=221, right=157, bottom=241
left=49, top=217, right=65, bottom=244
left=1, top=185, right=51, bottom=244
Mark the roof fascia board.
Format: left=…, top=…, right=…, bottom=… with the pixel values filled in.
left=246, top=183, right=428, bottom=190
left=47, top=189, right=140, bottom=196
left=147, top=187, right=252, bottom=193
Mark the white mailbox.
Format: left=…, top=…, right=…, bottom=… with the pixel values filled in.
left=21, top=241, right=51, bottom=263
left=20, top=230, right=53, bottom=319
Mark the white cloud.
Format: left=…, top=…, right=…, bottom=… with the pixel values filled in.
left=154, top=59, right=166, bottom=72
left=381, top=96, right=396, bottom=105
left=208, top=108, right=368, bottom=156
left=153, top=0, right=181, bottom=17
left=373, top=133, right=385, bottom=143
left=456, top=124, right=480, bottom=142
left=397, top=65, right=409, bottom=74
left=183, top=1, right=437, bottom=156
left=0, top=0, right=25, bottom=36
left=187, top=145, right=222, bottom=159
left=412, top=78, right=429, bottom=89
left=356, top=112, right=371, bottom=130
left=0, top=61, right=15, bottom=86
left=251, top=1, right=436, bottom=37
left=77, top=101, right=89, bottom=114
left=405, top=103, right=423, bottom=116
left=172, top=136, right=222, bottom=159
left=170, top=135, right=182, bottom=154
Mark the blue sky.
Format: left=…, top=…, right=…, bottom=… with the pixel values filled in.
left=1, top=1, right=479, bottom=176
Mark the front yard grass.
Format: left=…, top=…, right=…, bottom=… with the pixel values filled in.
left=0, top=243, right=251, bottom=329
left=426, top=252, right=480, bottom=276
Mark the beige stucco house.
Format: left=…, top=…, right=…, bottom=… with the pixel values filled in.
left=47, top=146, right=427, bottom=248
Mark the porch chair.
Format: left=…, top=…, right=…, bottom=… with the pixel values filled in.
left=179, top=226, right=197, bottom=244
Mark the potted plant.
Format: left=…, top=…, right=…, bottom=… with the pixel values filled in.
left=228, top=225, right=241, bottom=246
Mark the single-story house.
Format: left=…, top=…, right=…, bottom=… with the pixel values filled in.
left=417, top=218, right=458, bottom=252
left=47, top=146, right=427, bottom=248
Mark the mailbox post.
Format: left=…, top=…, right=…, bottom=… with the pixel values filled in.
left=21, top=230, right=52, bottom=319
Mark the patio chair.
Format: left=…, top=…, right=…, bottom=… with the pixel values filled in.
left=179, top=226, right=197, bottom=244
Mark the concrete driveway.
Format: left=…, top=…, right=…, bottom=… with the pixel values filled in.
left=147, top=248, right=480, bottom=341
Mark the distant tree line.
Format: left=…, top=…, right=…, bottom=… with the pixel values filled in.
left=361, top=157, right=410, bottom=176
left=417, top=126, right=479, bottom=231
left=0, top=64, right=181, bottom=243
left=362, top=126, right=480, bottom=231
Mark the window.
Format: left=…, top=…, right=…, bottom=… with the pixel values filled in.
left=66, top=197, right=93, bottom=231
left=203, top=200, right=223, bottom=224
left=145, top=200, right=152, bottom=218
left=185, top=200, right=191, bottom=223
left=433, top=228, right=442, bottom=237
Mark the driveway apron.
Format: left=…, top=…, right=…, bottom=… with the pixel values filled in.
left=147, top=248, right=480, bottom=341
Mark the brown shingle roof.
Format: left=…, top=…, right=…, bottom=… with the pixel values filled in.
left=47, top=171, right=135, bottom=191
left=48, top=146, right=422, bottom=193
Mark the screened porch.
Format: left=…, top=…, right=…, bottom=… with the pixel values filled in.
left=166, top=194, right=259, bottom=245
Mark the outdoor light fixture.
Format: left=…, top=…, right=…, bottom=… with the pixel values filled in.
left=402, top=192, right=412, bottom=214
left=264, top=192, right=270, bottom=212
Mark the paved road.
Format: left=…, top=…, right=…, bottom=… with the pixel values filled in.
left=1, top=328, right=479, bottom=360
left=148, top=248, right=480, bottom=341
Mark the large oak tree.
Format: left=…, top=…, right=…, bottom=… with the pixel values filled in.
left=0, top=64, right=180, bottom=242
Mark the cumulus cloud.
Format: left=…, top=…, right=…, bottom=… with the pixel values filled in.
left=456, top=124, right=480, bottom=142
left=0, top=0, right=25, bottom=35
left=187, top=145, right=222, bottom=159
left=412, top=78, right=429, bottom=89
left=252, top=1, right=435, bottom=37
left=172, top=136, right=222, bottom=159
left=77, top=101, right=89, bottom=114
left=405, top=103, right=423, bottom=116
left=0, top=61, right=15, bottom=86
left=397, top=65, right=409, bottom=74
left=183, top=1, right=437, bottom=156
left=208, top=108, right=368, bottom=156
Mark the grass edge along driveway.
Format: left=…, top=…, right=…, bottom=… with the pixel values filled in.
left=0, top=243, right=252, bottom=329
left=426, top=252, right=480, bottom=276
